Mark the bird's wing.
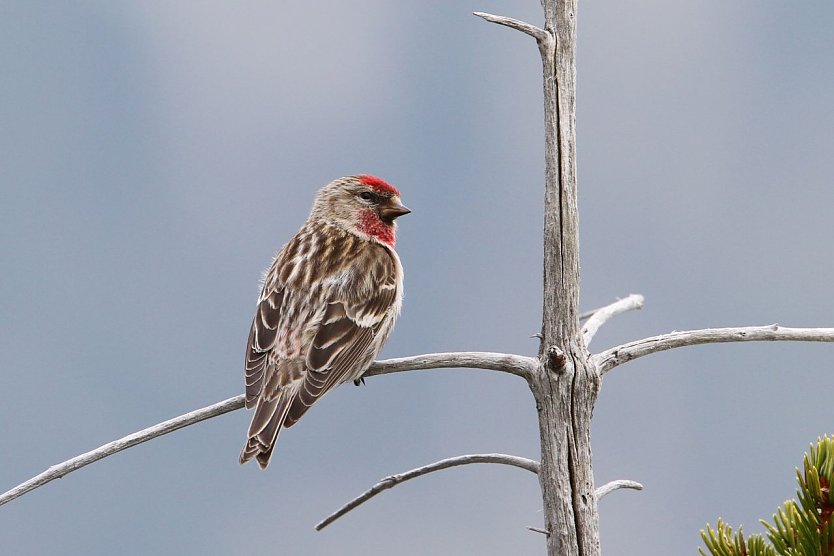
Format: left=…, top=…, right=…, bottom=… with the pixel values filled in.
left=243, top=286, right=284, bottom=408
left=284, top=246, right=399, bottom=426
left=241, top=234, right=310, bottom=466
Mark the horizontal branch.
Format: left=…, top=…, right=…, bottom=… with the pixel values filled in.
left=594, top=324, right=834, bottom=375
left=315, top=453, right=540, bottom=531
left=473, top=11, right=551, bottom=44
left=581, top=294, right=644, bottom=347
left=365, top=351, right=536, bottom=380
left=595, top=479, right=643, bottom=501
left=0, top=352, right=535, bottom=509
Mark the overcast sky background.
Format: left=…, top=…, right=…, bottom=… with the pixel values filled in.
left=2, top=2, right=833, bottom=555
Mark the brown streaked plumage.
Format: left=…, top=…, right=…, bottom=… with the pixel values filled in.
left=240, top=175, right=409, bottom=468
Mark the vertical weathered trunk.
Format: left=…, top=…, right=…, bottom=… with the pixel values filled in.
left=533, top=0, right=601, bottom=554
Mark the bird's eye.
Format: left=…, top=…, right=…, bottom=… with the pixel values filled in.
left=359, top=191, right=374, bottom=202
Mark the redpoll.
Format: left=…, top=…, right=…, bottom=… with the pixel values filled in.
left=240, top=175, right=410, bottom=468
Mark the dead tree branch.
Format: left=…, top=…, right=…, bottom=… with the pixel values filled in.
left=578, top=308, right=599, bottom=322
left=0, top=351, right=533, bottom=509
left=595, top=479, right=643, bottom=500
left=594, top=325, right=834, bottom=376
left=581, top=294, right=644, bottom=346
left=0, top=394, right=244, bottom=508
left=316, top=452, right=641, bottom=532
left=472, top=12, right=550, bottom=44
left=365, top=351, right=536, bottom=380
left=579, top=304, right=619, bottom=322
left=315, top=453, right=540, bottom=531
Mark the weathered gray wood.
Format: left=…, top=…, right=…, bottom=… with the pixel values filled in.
left=315, top=454, right=541, bottom=531
left=581, top=294, right=644, bottom=346
left=595, top=325, right=834, bottom=376
left=364, top=351, right=536, bottom=380
left=535, top=1, right=601, bottom=554
left=316, top=454, right=643, bottom=533
left=476, top=1, right=595, bottom=552
left=0, top=352, right=533, bottom=508
left=595, top=479, right=644, bottom=500
left=479, top=1, right=612, bottom=553
left=0, top=394, right=246, bottom=508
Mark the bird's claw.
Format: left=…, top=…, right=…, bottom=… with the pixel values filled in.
left=353, top=377, right=366, bottom=386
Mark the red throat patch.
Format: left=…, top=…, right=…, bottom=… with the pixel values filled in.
left=358, top=209, right=396, bottom=247
left=359, top=175, right=400, bottom=196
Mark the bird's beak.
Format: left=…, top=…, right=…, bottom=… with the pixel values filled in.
left=379, top=198, right=411, bottom=221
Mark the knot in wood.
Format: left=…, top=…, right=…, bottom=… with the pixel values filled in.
left=546, top=345, right=567, bottom=373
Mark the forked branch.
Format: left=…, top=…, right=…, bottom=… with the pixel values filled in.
left=0, top=351, right=534, bottom=509
left=315, top=454, right=541, bottom=531
left=595, top=325, right=834, bottom=375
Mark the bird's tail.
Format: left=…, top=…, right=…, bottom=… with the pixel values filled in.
left=239, top=392, right=293, bottom=469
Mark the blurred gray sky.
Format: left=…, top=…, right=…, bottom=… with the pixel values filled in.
left=2, top=2, right=833, bottom=554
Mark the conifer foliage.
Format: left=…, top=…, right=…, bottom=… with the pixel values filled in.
left=701, top=436, right=834, bottom=556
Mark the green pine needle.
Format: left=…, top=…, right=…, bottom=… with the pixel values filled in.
left=700, top=435, right=834, bottom=556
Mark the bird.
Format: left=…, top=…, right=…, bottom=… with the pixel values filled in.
left=239, top=175, right=410, bottom=468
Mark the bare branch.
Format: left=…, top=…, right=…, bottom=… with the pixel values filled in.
left=581, top=294, right=644, bottom=347
left=579, top=307, right=603, bottom=322
left=528, top=526, right=551, bottom=535
left=365, top=351, right=536, bottom=381
left=473, top=11, right=551, bottom=44
left=0, top=351, right=534, bottom=509
left=595, top=479, right=643, bottom=501
left=595, top=324, right=834, bottom=375
left=0, top=394, right=245, bottom=508
left=315, top=453, right=540, bottom=531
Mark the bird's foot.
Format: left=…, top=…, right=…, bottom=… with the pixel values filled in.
left=353, top=377, right=366, bottom=386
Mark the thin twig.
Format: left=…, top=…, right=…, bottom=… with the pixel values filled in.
left=315, top=454, right=540, bottom=531
left=595, top=479, right=643, bottom=500
left=594, top=324, right=834, bottom=376
left=473, top=11, right=551, bottom=44
left=528, top=526, right=551, bottom=535
left=581, top=294, right=644, bottom=347
left=0, top=351, right=535, bottom=509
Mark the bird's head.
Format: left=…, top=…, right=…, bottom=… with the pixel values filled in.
left=311, top=175, right=410, bottom=247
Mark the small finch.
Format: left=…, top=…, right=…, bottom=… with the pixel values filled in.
left=240, top=175, right=410, bottom=468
